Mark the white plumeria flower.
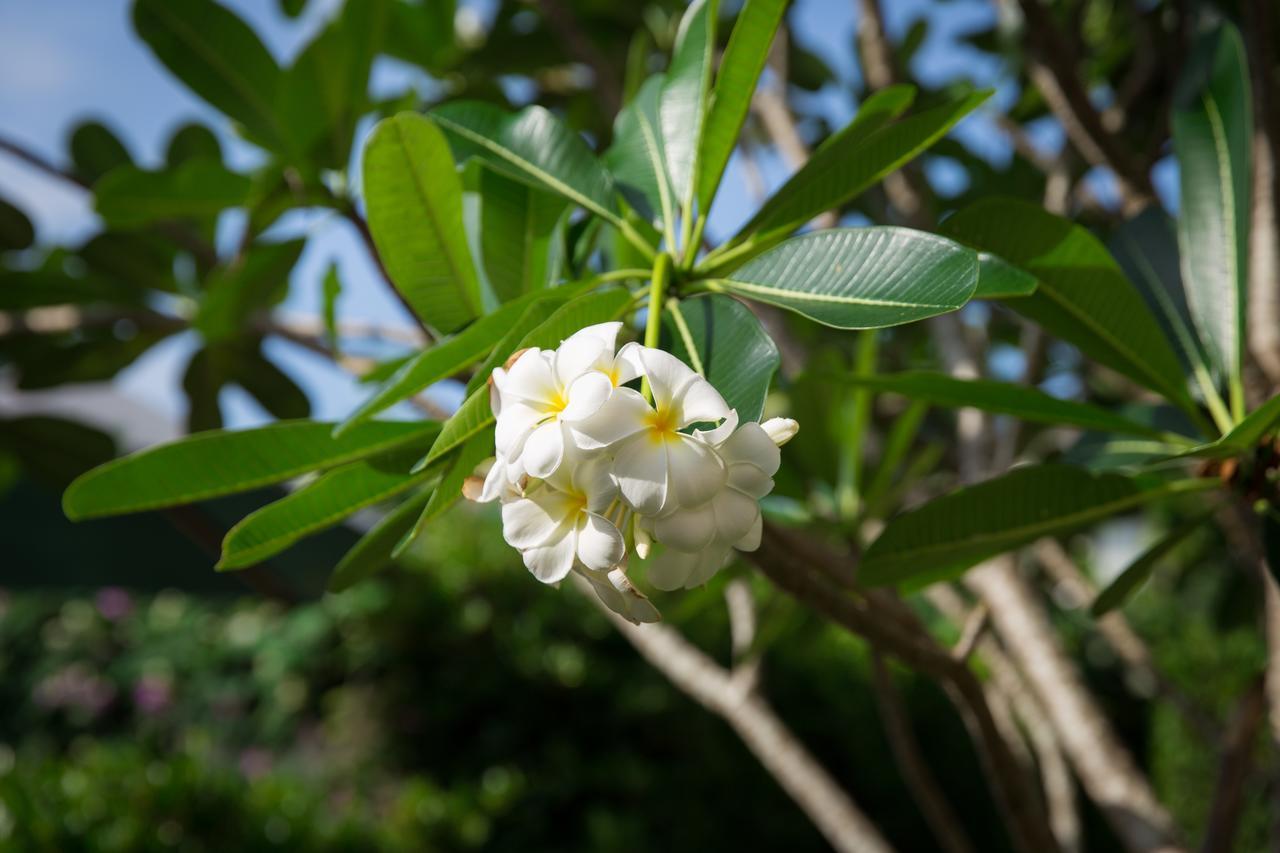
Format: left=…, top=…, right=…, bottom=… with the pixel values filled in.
left=642, top=418, right=794, bottom=591
left=498, top=453, right=626, bottom=584
left=492, top=322, right=638, bottom=481
left=573, top=344, right=732, bottom=516
left=576, top=565, right=661, bottom=624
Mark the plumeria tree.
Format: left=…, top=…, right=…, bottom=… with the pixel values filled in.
left=6, top=0, right=1280, bottom=849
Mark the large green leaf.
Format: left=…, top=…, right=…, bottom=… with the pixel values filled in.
left=362, top=113, right=482, bottom=333
left=218, top=447, right=439, bottom=569
left=841, top=371, right=1167, bottom=438
left=1172, top=21, right=1251, bottom=400
left=661, top=294, right=779, bottom=421
left=660, top=0, right=717, bottom=207
left=133, top=0, right=287, bottom=150
left=477, top=164, right=567, bottom=302
left=63, top=420, right=438, bottom=520
left=0, top=270, right=138, bottom=310
left=861, top=465, right=1216, bottom=588
left=336, top=288, right=577, bottom=437
left=94, top=160, right=251, bottom=228
left=431, top=102, right=621, bottom=227
left=418, top=287, right=634, bottom=469
left=327, top=487, right=432, bottom=592
left=941, top=198, right=1193, bottom=411
left=709, top=227, right=977, bottom=329
left=696, top=0, right=788, bottom=212
left=972, top=253, right=1037, bottom=299
left=605, top=76, right=675, bottom=231
left=714, top=88, right=984, bottom=260
left=1176, top=393, right=1280, bottom=460
left=0, top=197, right=34, bottom=253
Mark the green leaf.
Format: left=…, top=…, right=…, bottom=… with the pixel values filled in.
left=133, top=0, right=286, bottom=150
left=79, top=231, right=178, bottom=294
left=279, top=0, right=387, bottom=168
left=941, top=197, right=1192, bottom=410
left=218, top=446, right=440, bottom=569
left=463, top=296, right=570, bottom=396
left=396, top=427, right=494, bottom=556
left=165, top=122, right=222, bottom=168
left=69, top=121, right=133, bottom=184
left=840, top=371, right=1166, bottom=438
left=336, top=288, right=576, bottom=437
left=94, top=160, right=251, bottom=228
left=717, top=87, right=984, bottom=258
left=0, top=270, right=136, bottom=310
left=236, top=344, right=311, bottom=421
left=973, top=252, right=1037, bottom=299
left=0, top=196, right=34, bottom=252
left=477, top=163, right=567, bottom=302
left=661, top=294, right=779, bottom=421
left=327, top=487, right=433, bottom=592
left=321, top=264, right=342, bottom=354
left=696, top=0, right=788, bottom=212
left=862, top=465, right=1216, bottom=588
left=419, top=287, right=633, bottom=469
left=1177, top=393, right=1280, bottom=460
left=605, top=75, right=675, bottom=231
left=63, top=420, right=438, bottom=520
left=710, top=227, right=977, bottom=329
left=1173, top=21, right=1251, bottom=399
left=362, top=112, right=482, bottom=333
left=430, top=101, right=621, bottom=227
left=660, top=0, right=717, bottom=207
left=182, top=346, right=226, bottom=432
left=1091, top=507, right=1217, bottom=616
left=195, top=239, right=306, bottom=343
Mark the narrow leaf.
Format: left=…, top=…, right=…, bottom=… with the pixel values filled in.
left=362, top=112, right=482, bottom=333
left=712, top=227, right=977, bottom=329
left=697, top=0, right=789, bottom=211
left=605, top=75, right=675, bottom=230
left=328, top=487, right=432, bottom=592
left=1173, top=21, right=1251, bottom=396
left=63, top=420, right=438, bottom=520
left=1176, top=393, right=1280, bottom=459
left=660, top=0, right=717, bottom=206
left=841, top=371, right=1166, bottom=438
left=861, top=465, right=1216, bottom=588
left=1092, top=507, right=1216, bottom=615
left=396, top=427, right=494, bottom=556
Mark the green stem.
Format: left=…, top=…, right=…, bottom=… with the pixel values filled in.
left=640, top=253, right=674, bottom=403
left=684, top=215, right=709, bottom=270
left=1229, top=374, right=1246, bottom=425
left=584, top=268, right=652, bottom=286
left=618, top=219, right=658, bottom=263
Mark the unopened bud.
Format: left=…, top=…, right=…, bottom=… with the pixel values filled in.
left=761, top=417, right=799, bottom=447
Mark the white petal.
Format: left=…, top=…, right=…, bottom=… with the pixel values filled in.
left=570, top=387, right=650, bottom=450
left=560, top=371, right=613, bottom=423
left=735, top=512, right=763, bottom=552
left=563, top=321, right=622, bottom=353
left=761, top=417, right=799, bottom=447
left=613, top=435, right=669, bottom=516
left=575, top=512, right=625, bottom=570
left=675, top=375, right=730, bottom=427
left=488, top=367, right=508, bottom=417
left=665, top=435, right=726, bottom=509
left=684, top=546, right=732, bottom=589
left=645, top=546, right=700, bottom=591
left=501, top=497, right=563, bottom=549
left=634, top=345, right=700, bottom=412
left=554, top=335, right=610, bottom=386
left=494, top=401, right=544, bottom=458
left=728, top=465, right=774, bottom=500
left=712, top=488, right=760, bottom=544
left=522, top=528, right=576, bottom=583
left=477, top=456, right=512, bottom=503
left=694, top=409, right=739, bottom=446
left=519, top=421, right=565, bottom=479
left=720, top=422, right=781, bottom=476
left=502, top=348, right=559, bottom=405
left=574, top=455, right=619, bottom=513
left=652, top=500, right=717, bottom=552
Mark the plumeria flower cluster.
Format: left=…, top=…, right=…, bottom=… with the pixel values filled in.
left=465, top=322, right=797, bottom=624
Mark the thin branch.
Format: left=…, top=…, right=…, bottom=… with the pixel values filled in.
left=869, top=651, right=977, bottom=853
left=1200, top=677, right=1267, bottom=853
left=570, top=573, right=895, bottom=853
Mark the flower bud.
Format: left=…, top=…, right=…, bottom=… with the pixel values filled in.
left=761, top=417, right=799, bottom=447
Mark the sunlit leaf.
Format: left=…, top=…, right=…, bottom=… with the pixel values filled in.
left=662, top=294, right=779, bottom=421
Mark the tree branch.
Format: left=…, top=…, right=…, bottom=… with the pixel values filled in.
left=570, top=573, right=894, bottom=853
left=532, top=0, right=622, bottom=116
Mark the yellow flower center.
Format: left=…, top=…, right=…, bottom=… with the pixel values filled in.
left=645, top=405, right=679, bottom=443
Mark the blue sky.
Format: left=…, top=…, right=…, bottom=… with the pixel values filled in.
left=0, top=0, right=1153, bottom=432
